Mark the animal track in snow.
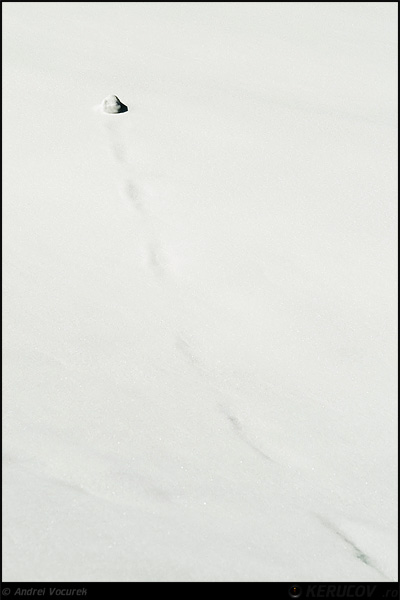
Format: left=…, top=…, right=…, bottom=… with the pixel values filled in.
left=175, top=335, right=204, bottom=370
left=145, top=243, right=171, bottom=278
left=111, top=140, right=128, bottom=165
left=120, top=179, right=145, bottom=214
left=219, top=404, right=273, bottom=463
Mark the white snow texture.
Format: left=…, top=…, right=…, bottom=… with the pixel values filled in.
left=2, top=1, right=398, bottom=583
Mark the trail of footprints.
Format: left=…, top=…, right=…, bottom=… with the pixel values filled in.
left=106, top=118, right=169, bottom=280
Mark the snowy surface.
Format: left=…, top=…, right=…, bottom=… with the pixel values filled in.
left=2, top=2, right=398, bottom=582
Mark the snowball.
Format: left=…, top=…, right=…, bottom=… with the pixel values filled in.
left=101, top=94, right=128, bottom=114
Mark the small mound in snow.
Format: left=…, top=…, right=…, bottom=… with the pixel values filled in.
left=101, top=94, right=128, bottom=114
